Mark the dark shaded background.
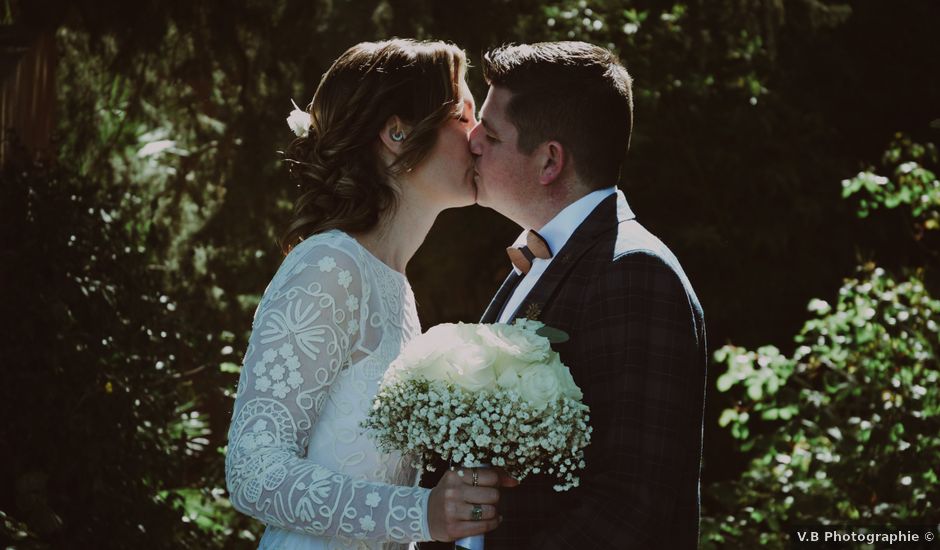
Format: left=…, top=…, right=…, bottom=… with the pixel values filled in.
left=2, top=0, right=938, bottom=547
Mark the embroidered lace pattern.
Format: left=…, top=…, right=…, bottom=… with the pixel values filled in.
left=226, top=230, right=428, bottom=549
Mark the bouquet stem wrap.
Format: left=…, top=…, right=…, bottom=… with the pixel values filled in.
left=455, top=462, right=488, bottom=550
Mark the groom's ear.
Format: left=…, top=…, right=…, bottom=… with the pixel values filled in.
left=536, top=141, right=565, bottom=187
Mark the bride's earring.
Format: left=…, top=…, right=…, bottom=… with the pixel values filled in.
left=391, top=129, right=406, bottom=142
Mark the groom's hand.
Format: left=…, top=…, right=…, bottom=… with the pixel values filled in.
left=427, top=467, right=517, bottom=541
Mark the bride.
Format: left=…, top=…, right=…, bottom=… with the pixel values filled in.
left=225, top=39, right=513, bottom=549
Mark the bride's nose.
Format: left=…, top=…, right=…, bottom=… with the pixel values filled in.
left=468, top=124, right=483, bottom=156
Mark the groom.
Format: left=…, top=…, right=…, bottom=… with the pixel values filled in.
left=425, top=42, right=706, bottom=549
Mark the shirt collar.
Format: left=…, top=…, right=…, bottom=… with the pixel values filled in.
left=512, top=186, right=618, bottom=255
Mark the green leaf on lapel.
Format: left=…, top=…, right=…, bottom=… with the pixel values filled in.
left=536, top=325, right=570, bottom=344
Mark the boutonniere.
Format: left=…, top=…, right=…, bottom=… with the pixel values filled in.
left=524, top=303, right=542, bottom=322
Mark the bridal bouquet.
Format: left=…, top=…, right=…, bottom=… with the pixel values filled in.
left=363, top=319, right=591, bottom=491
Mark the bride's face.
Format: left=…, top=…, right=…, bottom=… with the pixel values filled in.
left=407, top=79, right=477, bottom=209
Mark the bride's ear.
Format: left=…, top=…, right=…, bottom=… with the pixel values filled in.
left=379, top=115, right=410, bottom=157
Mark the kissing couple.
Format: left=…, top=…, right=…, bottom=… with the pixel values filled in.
left=225, top=38, right=707, bottom=550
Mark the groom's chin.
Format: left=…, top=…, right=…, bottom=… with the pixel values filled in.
left=474, top=193, right=501, bottom=212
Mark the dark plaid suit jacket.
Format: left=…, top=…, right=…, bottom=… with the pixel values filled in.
left=421, top=190, right=706, bottom=549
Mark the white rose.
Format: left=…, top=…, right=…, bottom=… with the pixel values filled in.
left=403, top=324, right=463, bottom=363
left=489, top=350, right=532, bottom=380
left=496, top=368, right=522, bottom=390
left=518, top=364, right=562, bottom=409
left=547, top=352, right=583, bottom=400
left=391, top=324, right=462, bottom=383
left=445, top=343, right=497, bottom=392
left=478, top=322, right=552, bottom=364
left=407, top=354, right=453, bottom=384
left=512, top=318, right=546, bottom=333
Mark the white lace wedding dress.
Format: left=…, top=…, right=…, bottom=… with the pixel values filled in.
left=225, top=230, right=431, bottom=549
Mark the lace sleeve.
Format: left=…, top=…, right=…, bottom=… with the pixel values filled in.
left=225, top=243, right=431, bottom=542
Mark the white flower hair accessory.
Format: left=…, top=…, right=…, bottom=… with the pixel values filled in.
left=286, top=99, right=311, bottom=138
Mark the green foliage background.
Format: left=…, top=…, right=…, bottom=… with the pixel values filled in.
left=1, top=0, right=938, bottom=547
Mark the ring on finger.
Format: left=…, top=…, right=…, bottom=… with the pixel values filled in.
left=471, top=504, right=483, bottom=521
left=471, top=468, right=479, bottom=487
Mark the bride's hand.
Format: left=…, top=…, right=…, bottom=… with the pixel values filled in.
left=427, top=467, right=518, bottom=542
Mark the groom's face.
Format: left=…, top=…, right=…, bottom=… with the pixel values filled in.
left=469, top=86, right=539, bottom=218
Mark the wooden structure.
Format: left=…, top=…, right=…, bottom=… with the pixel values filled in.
left=1, top=26, right=55, bottom=166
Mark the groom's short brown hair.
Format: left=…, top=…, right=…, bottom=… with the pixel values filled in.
left=482, top=41, right=633, bottom=189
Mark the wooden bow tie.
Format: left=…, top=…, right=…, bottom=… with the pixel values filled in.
left=506, top=230, right=553, bottom=274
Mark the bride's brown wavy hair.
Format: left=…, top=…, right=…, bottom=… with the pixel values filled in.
left=279, top=39, right=467, bottom=254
